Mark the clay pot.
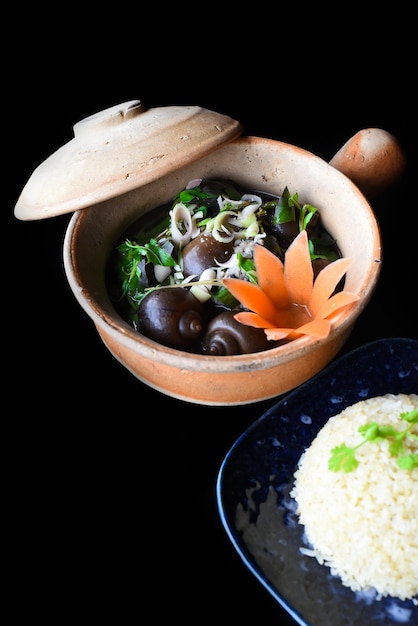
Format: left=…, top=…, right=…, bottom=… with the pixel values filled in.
left=14, top=101, right=406, bottom=405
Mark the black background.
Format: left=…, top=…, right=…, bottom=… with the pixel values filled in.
left=9, top=66, right=416, bottom=623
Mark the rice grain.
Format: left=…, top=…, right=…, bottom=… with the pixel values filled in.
left=290, top=393, right=418, bottom=602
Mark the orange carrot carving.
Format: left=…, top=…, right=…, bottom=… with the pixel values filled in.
left=223, top=230, right=359, bottom=342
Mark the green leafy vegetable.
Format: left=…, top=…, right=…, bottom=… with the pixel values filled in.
left=175, top=187, right=214, bottom=207
left=328, top=408, right=418, bottom=472
left=271, top=186, right=336, bottom=262
left=272, top=187, right=317, bottom=230
left=115, top=238, right=177, bottom=300
left=273, top=187, right=296, bottom=224
left=236, top=253, right=257, bottom=284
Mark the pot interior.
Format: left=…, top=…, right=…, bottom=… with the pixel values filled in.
left=64, top=136, right=381, bottom=359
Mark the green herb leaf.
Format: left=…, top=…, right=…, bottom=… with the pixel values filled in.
left=273, top=187, right=296, bottom=224
left=397, top=453, right=418, bottom=470
left=236, top=253, right=257, bottom=284
left=176, top=187, right=213, bottom=206
left=328, top=444, right=360, bottom=472
left=401, top=408, right=418, bottom=424
left=212, top=285, right=239, bottom=308
left=298, top=203, right=317, bottom=231
left=328, top=407, right=418, bottom=472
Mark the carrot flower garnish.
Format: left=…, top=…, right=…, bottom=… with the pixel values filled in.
left=222, top=230, right=360, bottom=342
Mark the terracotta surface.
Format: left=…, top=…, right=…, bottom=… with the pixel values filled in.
left=14, top=101, right=242, bottom=220
left=62, top=134, right=383, bottom=405
left=96, top=324, right=353, bottom=405
left=329, top=128, right=406, bottom=198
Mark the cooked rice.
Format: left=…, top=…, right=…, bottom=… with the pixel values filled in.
left=290, top=393, right=418, bottom=602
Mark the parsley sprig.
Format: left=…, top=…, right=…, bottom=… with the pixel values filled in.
left=328, top=408, right=418, bottom=472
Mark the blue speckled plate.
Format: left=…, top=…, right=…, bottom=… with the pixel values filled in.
left=217, top=338, right=418, bottom=626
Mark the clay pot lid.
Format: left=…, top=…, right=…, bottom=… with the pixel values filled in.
left=14, top=100, right=243, bottom=221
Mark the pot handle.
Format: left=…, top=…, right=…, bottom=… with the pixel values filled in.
left=329, top=128, right=406, bottom=198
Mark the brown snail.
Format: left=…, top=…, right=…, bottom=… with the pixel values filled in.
left=138, top=287, right=204, bottom=351
left=268, top=218, right=299, bottom=250
left=181, top=233, right=234, bottom=277
left=202, top=310, right=273, bottom=356
left=312, top=257, right=332, bottom=278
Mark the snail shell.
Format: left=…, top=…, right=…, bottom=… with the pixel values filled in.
left=202, top=310, right=272, bottom=355
left=181, top=233, right=234, bottom=277
left=138, top=287, right=204, bottom=351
